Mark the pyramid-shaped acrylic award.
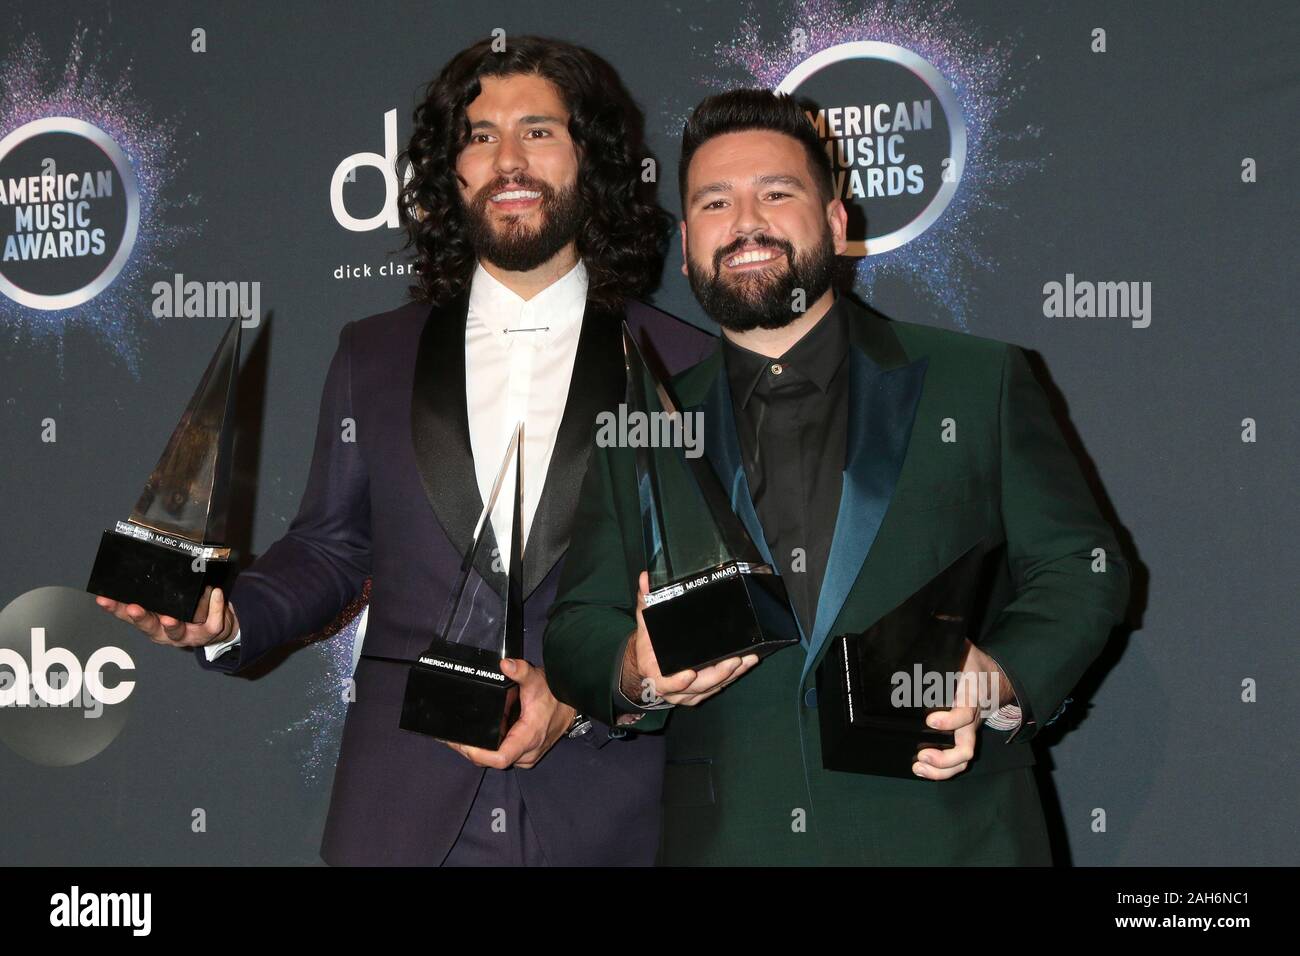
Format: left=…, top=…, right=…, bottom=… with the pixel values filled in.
left=624, top=324, right=800, bottom=676
left=86, top=319, right=241, bottom=622
left=816, top=540, right=992, bottom=778
left=400, top=423, right=525, bottom=750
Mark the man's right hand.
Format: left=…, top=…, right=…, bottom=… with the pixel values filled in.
left=620, top=570, right=759, bottom=708
left=93, top=587, right=239, bottom=650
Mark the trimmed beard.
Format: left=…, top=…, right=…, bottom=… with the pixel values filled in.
left=464, top=175, right=583, bottom=272
left=686, top=231, right=836, bottom=332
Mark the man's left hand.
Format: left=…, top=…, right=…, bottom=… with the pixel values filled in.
left=443, top=659, right=576, bottom=770
left=913, top=640, right=1012, bottom=780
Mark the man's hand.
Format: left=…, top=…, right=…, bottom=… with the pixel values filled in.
left=914, top=638, right=1012, bottom=780
left=93, top=587, right=238, bottom=649
left=619, top=570, right=759, bottom=710
left=443, top=659, right=575, bottom=770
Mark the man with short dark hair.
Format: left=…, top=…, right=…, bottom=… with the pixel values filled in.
left=545, top=89, right=1130, bottom=864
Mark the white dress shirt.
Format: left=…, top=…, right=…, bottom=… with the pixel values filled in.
left=465, top=258, right=587, bottom=563
left=205, top=259, right=589, bottom=664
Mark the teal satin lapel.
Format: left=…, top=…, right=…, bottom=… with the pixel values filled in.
left=801, top=348, right=929, bottom=680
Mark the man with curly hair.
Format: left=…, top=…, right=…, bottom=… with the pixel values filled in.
left=95, top=35, right=712, bottom=865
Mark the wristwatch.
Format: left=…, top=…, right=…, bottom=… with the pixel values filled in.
left=565, top=712, right=593, bottom=739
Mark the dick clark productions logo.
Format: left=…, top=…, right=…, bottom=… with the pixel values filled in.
left=0, top=117, right=140, bottom=309
left=776, top=41, right=965, bottom=255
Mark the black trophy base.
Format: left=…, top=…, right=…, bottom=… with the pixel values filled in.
left=400, top=642, right=520, bottom=750
left=87, top=528, right=233, bottom=623
left=642, top=561, right=801, bottom=675
left=816, top=542, right=990, bottom=779
left=818, top=629, right=967, bottom=779
left=817, top=710, right=956, bottom=779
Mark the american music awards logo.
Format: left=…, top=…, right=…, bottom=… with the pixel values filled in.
left=775, top=41, right=965, bottom=257
left=681, top=0, right=1042, bottom=330
left=0, top=31, right=198, bottom=374
left=0, top=116, right=140, bottom=309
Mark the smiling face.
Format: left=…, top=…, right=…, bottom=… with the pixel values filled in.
left=681, top=129, right=847, bottom=331
left=455, top=72, right=584, bottom=272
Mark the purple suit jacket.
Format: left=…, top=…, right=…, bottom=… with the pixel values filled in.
left=197, top=293, right=715, bottom=865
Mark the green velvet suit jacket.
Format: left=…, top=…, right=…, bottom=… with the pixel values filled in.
left=543, top=297, right=1130, bottom=865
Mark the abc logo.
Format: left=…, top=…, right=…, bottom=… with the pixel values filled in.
left=0, top=587, right=136, bottom=766
left=0, top=626, right=135, bottom=707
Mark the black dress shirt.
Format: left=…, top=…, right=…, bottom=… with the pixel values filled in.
left=722, top=298, right=851, bottom=637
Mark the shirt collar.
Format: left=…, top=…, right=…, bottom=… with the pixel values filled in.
left=722, top=295, right=851, bottom=407
left=467, top=258, right=589, bottom=347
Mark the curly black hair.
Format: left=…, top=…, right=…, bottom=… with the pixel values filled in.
left=398, top=35, right=672, bottom=309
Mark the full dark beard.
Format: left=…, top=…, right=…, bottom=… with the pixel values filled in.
left=687, top=231, right=836, bottom=332
left=464, top=176, right=584, bottom=272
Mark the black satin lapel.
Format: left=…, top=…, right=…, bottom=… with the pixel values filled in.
left=522, top=301, right=626, bottom=597
left=410, top=298, right=504, bottom=595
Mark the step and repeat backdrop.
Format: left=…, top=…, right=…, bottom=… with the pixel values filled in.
left=0, top=0, right=1294, bottom=865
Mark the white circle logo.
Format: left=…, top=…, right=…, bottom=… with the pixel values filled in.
left=0, top=117, right=141, bottom=310
left=777, top=42, right=966, bottom=256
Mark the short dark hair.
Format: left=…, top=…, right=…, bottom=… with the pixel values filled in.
left=678, top=89, right=834, bottom=211
left=398, top=35, right=672, bottom=309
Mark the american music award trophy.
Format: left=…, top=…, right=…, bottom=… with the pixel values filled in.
left=400, top=424, right=525, bottom=749
left=624, top=324, right=800, bottom=676
left=86, top=319, right=241, bottom=622
left=816, top=540, right=992, bottom=778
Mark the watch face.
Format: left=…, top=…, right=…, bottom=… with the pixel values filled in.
left=568, top=718, right=594, bottom=738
